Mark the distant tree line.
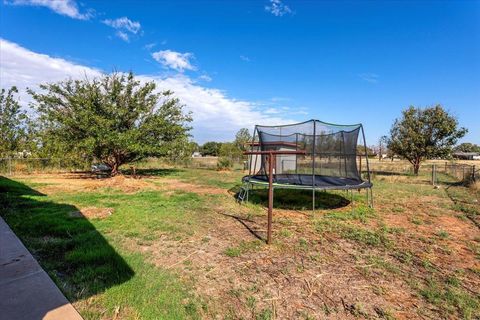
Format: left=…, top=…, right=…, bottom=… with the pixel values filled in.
left=454, top=143, right=480, bottom=153
left=1, top=76, right=472, bottom=176
left=198, top=128, right=252, bottom=169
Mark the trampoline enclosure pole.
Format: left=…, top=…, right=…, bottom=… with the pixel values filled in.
left=312, top=120, right=316, bottom=211
left=267, top=153, right=274, bottom=244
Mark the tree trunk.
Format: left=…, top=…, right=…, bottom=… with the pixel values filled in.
left=110, top=162, right=119, bottom=176
left=413, top=161, right=420, bottom=175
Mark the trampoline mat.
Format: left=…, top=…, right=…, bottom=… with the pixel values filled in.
left=243, top=174, right=372, bottom=190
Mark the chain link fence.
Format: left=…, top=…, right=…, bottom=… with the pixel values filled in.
left=367, top=159, right=478, bottom=186
left=442, top=162, right=477, bottom=183
left=0, top=158, right=88, bottom=176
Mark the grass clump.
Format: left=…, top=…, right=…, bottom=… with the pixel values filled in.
left=420, top=278, right=480, bottom=319
left=224, top=240, right=263, bottom=257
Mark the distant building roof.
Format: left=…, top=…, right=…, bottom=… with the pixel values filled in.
left=453, top=152, right=480, bottom=156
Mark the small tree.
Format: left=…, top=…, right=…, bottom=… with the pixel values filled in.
left=388, top=105, right=467, bottom=175
left=378, top=135, right=388, bottom=161
left=0, top=86, right=29, bottom=157
left=218, top=142, right=242, bottom=170
left=234, top=128, right=252, bottom=152
left=200, top=141, right=221, bottom=156
left=30, top=72, right=192, bottom=175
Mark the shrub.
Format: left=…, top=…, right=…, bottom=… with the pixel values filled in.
left=217, top=157, right=233, bottom=170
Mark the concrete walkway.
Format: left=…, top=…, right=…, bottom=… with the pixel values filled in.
left=0, top=217, right=83, bottom=320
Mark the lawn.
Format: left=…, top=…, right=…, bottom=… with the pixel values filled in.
left=0, top=166, right=479, bottom=319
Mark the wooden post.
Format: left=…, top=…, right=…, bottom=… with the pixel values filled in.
left=432, top=164, right=435, bottom=185
left=473, top=165, right=476, bottom=182
left=243, top=149, right=306, bottom=244
left=267, top=152, right=274, bottom=245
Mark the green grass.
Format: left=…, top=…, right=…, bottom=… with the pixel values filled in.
left=2, top=166, right=480, bottom=319
left=0, top=176, right=201, bottom=319
left=419, top=277, right=479, bottom=319
left=224, top=240, right=263, bottom=257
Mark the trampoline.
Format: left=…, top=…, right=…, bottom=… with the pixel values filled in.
left=239, top=119, right=372, bottom=243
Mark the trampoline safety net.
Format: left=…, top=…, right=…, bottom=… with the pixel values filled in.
left=244, top=119, right=372, bottom=190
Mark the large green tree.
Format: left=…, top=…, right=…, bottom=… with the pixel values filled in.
left=0, top=86, right=29, bottom=157
left=454, top=143, right=480, bottom=153
left=29, top=72, right=192, bottom=175
left=388, top=105, right=467, bottom=174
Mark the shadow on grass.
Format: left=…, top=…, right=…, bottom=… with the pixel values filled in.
left=0, top=176, right=134, bottom=304
left=371, top=170, right=412, bottom=176
left=230, top=186, right=350, bottom=210
left=219, top=212, right=265, bottom=241
left=121, top=168, right=182, bottom=177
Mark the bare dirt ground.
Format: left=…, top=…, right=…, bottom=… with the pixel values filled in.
left=16, top=173, right=226, bottom=196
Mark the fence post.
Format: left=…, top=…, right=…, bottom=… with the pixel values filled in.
left=472, top=165, right=476, bottom=182
left=8, top=157, right=12, bottom=176
left=445, top=161, right=447, bottom=173
left=432, top=164, right=436, bottom=185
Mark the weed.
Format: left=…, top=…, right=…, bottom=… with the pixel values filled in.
left=256, top=308, right=273, bottom=320
left=437, top=230, right=449, bottom=239
left=224, top=247, right=242, bottom=257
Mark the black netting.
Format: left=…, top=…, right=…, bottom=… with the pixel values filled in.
left=245, top=120, right=372, bottom=189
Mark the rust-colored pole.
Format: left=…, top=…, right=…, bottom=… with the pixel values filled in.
left=267, top=152, right=274, bottom=244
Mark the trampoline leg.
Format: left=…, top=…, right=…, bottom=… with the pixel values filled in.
left=366, top=188, right=369, bottom=207
left=369, top=188, right=374, bottom=208
left=246, top=184, right=249, bottom=203
left=312, top=189, right=316, bottom=212
left=350, top=190, right=354, bottom=207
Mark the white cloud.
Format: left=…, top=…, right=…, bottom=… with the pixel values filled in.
left=116, top=31, right=130, bottom=42
left=152, top=50, right=196, bottom=72
left=6, top=0, right=92, bottom=20
left=0, top=38, right=101, bottom=104
left=264, top=107, right=281, bottom=114
left=240, top=55, right=250, bottom=62
left=0, top=39, right=295, bottom=142
left=103, top=17, right=141, bottom=34
left=199, top=74, right=212, bottom=82
left=103, top=17, right=141, bottom=42
left=144, top=42, right=156, bottom=50
left=358, top=73, right=379, bottom=83
left=265, top=0, right=292, bottom=17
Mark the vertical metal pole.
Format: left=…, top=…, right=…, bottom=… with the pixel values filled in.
left=359, top=155, right=362, bottom=178
left=342, top=131, right=347, bottom=177
left=473, top=165, right=476, bottom=182
left=370, top=188, right=374, bottom=207
left=267, top=153, right=274, bottom=244
left=360, top=126, right=371, bottom=185
left=295, top=133, right=298, bottom=174
left=312, top=120, right=316, bottom=212
left=251, top=127, right=258, bottom=176
left=8, top=157, right=12, bottom=176
left=431, top=164, right=435, bottom=185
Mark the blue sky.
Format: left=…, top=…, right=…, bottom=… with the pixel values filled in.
left=1, top=0, right=479, bottom=144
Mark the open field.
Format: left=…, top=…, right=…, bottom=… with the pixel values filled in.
left=1, top=166, right=479, bottom=319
